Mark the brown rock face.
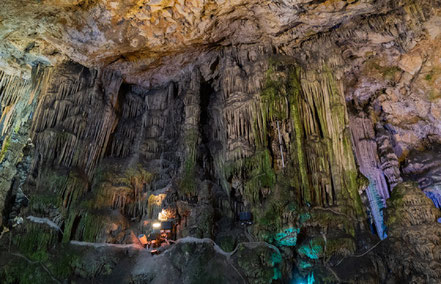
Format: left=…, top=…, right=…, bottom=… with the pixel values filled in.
left=2, top=0, right=441, bottom=283
left=384, top=182, right=441, bottom=283
left=386, top=182, right=441, bottom=230
left=0, top=0, right=411, bottom=82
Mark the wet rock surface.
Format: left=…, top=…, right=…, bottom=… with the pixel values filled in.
left=1, top=0, right=441, bottom=283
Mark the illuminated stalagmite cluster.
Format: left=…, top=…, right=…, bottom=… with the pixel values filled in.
left=1, top=0, right=441, bottom=283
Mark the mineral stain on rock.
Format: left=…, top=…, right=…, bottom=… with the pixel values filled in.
left=1, top=0, right=441, bottom=283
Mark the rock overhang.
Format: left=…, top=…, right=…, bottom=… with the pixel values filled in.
left=0, top=0, right=404, bottom=83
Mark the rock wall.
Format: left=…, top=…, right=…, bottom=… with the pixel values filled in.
left=0, top=50, right=367, bottom=282
left=383, top=182, right=441, bottom=283
left=0, top=66, right=51, bottom=226
left=1, top=0, right=441, bottom=283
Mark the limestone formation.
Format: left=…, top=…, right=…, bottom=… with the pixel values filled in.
left=383, top=182, right=441, bottom=283
left=1, top=0, right=441, bottom=283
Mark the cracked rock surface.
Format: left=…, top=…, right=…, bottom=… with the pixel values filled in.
left=1, top=0, right=441, bottom=283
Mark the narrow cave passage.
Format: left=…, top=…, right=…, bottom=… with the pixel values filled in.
left=199, top=80, right=216, bottom=179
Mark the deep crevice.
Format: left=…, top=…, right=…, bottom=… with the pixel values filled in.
left=104, top=82, right=129, bottom=157
left=69, top=215, right=82, bottom=241
left=199, top=80, right=215, bottom=179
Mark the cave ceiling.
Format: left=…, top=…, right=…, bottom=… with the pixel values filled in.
left=1, top=0, right=406, bottom=85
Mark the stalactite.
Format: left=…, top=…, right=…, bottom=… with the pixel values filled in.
left=366, top=179, right=387, bottom=240
left=350, top=115, right=390, bottom=201
left=31, top=63, right=122, bottom=176
left=297, top=68, right=362, bottom=212
left=349, top=114, right=389, bottom=239
left=375, top=124, right=402, bottom=189
left=218, top=56, right=364, bottom=223
left=277, top=121, right=285, bottom=168
left=0, top=66, right=51, bottom=226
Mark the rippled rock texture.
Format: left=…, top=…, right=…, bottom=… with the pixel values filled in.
left=0, top=0, right=421, bottom=82
left=1, top=0, right=441, bottom=283
left=383, top=182, right=441, bottom=283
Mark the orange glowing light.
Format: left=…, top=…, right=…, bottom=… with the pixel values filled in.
left=158, top=209, right=168, bottom=221
left=152, top=222, right=161, bottom=229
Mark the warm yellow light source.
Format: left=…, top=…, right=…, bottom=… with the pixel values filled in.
left=158, top=209, right=167, bottom=221
left=152, top=222, right=161, bottom=229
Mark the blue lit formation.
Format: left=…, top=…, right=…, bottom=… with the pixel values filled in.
left=291, top=272, right=315, bottom=284
left=424, top=187, right=441, bottom=223
left=274, top=228, right=300, bottom=246
left=297, top=260, right=312, bottom=270
left=271, top=251, right=283, bottom=280
left=424, top=187, right=441, bottom=209
left=297, top=239, right=322, bottom=260
left=366, top=179, right=387, bottom=240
